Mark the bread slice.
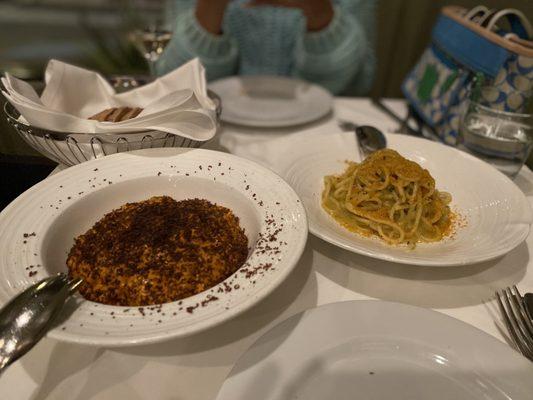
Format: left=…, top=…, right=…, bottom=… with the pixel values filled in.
left=88, top=107, right=143, bottom=122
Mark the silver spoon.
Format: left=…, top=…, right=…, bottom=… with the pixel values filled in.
left=0, top=273, right=82, bottom=375
left=355, top=125, right=387, bottom=159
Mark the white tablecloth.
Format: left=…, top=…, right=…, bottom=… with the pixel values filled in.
left=2, top=98, right=533, bottom=400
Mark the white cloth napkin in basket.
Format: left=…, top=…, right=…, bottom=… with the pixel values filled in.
left=1, top=58, right=217, bottom=141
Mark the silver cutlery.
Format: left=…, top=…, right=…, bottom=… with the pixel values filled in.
left=338, top=121, right=387, bottom=158
left=371, top=99, right=441, bottom=142
left=496, top=286, right=533, bottom=361
left=338, top=99, right=431, bottom=140
left=0, top=273, right=82, bottom=375
left=355, top=125, right=387, bottom=159
left=337, top=120, right=358, bottom=132
left=372, top=98, right=421, bottom=137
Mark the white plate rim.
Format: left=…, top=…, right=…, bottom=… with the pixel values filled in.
left=216, top=300, right=533, bottom=400
left=282, top=132, right=532, bottom=267
left=0, top=148, right=308, bottom=346
left=209, top=76, right=333, bottom=128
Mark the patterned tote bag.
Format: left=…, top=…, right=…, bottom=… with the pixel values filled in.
left=402, top=6, right=533, bottom=145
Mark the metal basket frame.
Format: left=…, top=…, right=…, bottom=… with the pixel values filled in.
left=4, top=90, right=221, bottom=167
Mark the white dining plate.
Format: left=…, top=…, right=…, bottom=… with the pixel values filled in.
left=208, top=76, right=333, bottom=127
left=0, top=148, right=307, bottom=346
left=276, top=131, right=531, bottom=266
left=217, top=300, right=533, bottom=400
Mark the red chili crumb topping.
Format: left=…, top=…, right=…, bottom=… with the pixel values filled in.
left=67, top=196, right=248, bottom=306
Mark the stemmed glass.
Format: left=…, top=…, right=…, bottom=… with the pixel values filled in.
left=125, top=1, right=173, bottom=76
left=129, top=27, right=172, bottom=75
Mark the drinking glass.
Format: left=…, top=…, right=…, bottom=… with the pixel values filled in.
left=459, top=91, right=533, bottom=178
left=125, top=1, right=172, bottom=76
left=129, top=27, right=172, bottom=75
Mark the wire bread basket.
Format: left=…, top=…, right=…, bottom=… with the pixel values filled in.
left=4, top=90, right=222, bottom=167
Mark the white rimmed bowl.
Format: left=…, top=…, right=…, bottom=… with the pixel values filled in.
left=0, top=148, right=307, bottom=346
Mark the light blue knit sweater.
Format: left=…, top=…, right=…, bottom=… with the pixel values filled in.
left=157, top=0, right=376, bottom=95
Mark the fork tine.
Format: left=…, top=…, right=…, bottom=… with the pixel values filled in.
left=496, top=291, right=529, bottom=356
left=501, top=289, right=533, bottom=359
left=505, top=288, right=533, bottom=353
left=510, top=286, right=533, bottom=339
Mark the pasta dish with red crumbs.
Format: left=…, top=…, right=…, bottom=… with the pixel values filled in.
left=67, top=196, right=248, bottom=306
left=322, top=149, right=453, bottom=248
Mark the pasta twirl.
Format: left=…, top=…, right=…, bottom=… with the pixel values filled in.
left=322, top=149, right=453, bottom=248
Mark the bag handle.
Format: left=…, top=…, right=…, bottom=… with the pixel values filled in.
left=464, top=6, right=497, bottom=25
left=486, top=8, right=533, bottom=39
left=477, top=9, right=498, bottom=27
left=441, top=6, right=533, bottom=57
left=464, top=6, right=488, bottom=20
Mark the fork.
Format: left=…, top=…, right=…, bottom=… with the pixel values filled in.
left=495, top=286, right=533, bottom=360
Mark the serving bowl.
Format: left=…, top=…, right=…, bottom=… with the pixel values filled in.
left=0, top=148, right=308, bottom=346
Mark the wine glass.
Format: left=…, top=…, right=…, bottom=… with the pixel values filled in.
left=129, top=27, right=172, bottom=76
left=125, top=0, right=173, bottom=76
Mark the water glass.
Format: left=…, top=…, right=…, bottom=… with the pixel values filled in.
left=459, top=97, right=533, bottom=178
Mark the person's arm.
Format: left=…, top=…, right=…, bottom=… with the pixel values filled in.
left=294, top=4, right=374, bottom=95
left=248, top=0, right=376, bottom=95
left=195, top=0, right=228, bottom=34
left=156, top=1, right=238, bottom=81
left=249, top=0, right=334, bottom=31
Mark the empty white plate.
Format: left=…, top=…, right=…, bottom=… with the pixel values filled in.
left=216, top=301, right=533, bottom=400
left=276, top=131, right=532, bottom=266
left=209, top=76, right=333, bottom=127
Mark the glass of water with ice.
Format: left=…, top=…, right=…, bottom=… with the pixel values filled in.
left=459, top=93, right=533, bottom=178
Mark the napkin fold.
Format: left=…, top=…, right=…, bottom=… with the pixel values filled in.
left=2, top=58, right=217, bottom=141
left=221, top=121, right=362, bottom=174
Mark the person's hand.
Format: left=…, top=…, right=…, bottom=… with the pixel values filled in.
left=196, top=0, right=231, bottom=35
left=249, top=0, right=334, bottom=31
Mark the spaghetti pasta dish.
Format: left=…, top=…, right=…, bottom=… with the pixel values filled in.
left=322, top=149, right=453, bottom=247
